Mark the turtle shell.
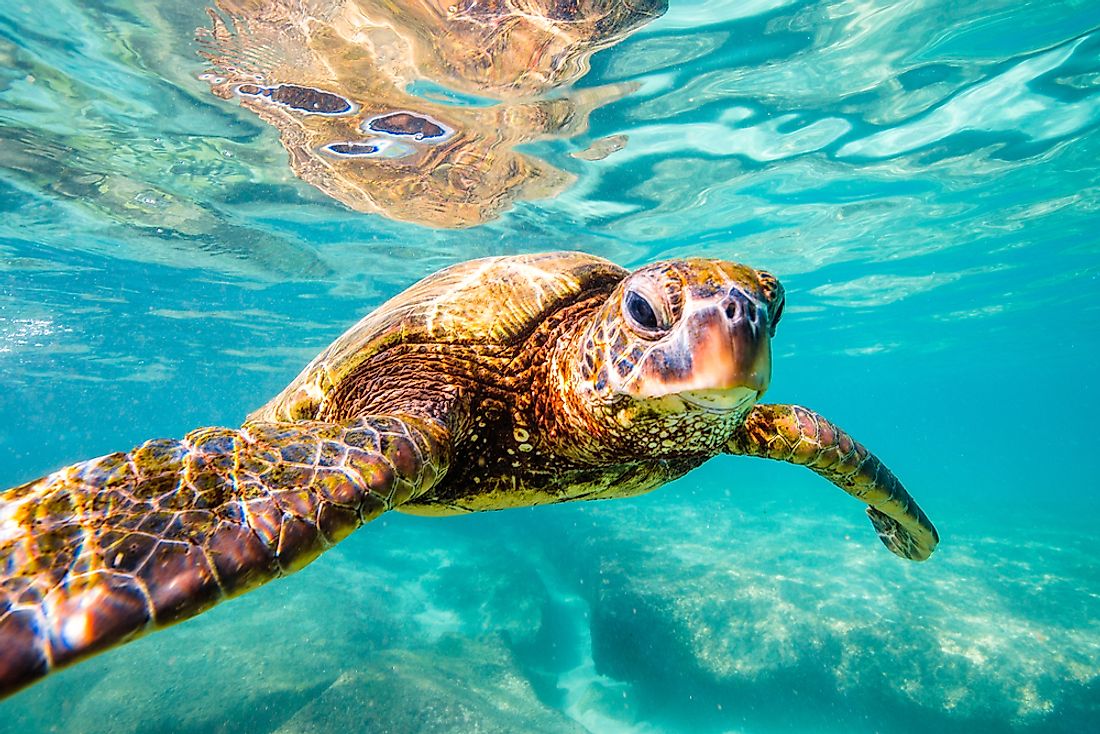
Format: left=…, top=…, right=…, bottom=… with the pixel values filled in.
left=250, top=251, right=626, bottom=422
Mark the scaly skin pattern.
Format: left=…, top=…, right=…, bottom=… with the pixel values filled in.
left=545, top=259, right=782, bottom=463
left=0, top=415, right=448, bottom=697
left=251, top=252, right=627, bottom=425
left=727, top=404, right=939, bottom=561
left=0, top=252, right=939, bottom=699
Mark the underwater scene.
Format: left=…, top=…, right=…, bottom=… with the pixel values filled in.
left=1, top=0, right=1099, bottom=731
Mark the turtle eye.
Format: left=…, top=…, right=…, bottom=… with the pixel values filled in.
left=624, top=289, right=662, bottom=334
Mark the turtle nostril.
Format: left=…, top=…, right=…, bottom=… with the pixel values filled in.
left=724, top=290, right=759, bottom=323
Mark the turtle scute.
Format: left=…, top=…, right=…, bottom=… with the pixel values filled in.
left=0, top=413, right=449, bottom=698
left=250, top=251, right=628, bottom=423
left=0, top=249, right=943, bottom=704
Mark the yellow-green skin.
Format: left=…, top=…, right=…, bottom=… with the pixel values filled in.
left=0, top=252, right=938, bottom=698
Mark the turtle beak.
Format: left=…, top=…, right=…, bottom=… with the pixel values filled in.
left=628, top=289, right=772, bottom=408
left=679, top=293, right=771, bottom=396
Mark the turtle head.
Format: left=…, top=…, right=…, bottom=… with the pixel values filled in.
left=556, top=258, right=784, bottom=459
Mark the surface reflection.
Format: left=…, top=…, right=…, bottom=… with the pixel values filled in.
left=198, top=0, right=666, bottom=227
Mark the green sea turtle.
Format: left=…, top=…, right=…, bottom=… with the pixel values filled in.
left=0, top=252, right=938, bottom=698
left=199, top=0, right=663, bottom=226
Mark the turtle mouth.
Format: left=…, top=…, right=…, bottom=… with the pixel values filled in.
left=678, top=386, right=759, bottom=413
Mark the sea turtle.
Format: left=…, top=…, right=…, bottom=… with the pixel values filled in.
left=0, top=252, right=938, bottom=698
left=198, top=0, right=662, bottom=226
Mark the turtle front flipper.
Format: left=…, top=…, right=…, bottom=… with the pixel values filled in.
left=0, top=415, right=449, bottom=698
left=726, top=404, right=938, bottom=561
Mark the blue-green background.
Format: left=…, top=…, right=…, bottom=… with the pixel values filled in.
left=1, top=0, right=1098, bottom=731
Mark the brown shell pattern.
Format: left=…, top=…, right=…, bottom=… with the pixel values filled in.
left=252, top=251, right=627, bottom=422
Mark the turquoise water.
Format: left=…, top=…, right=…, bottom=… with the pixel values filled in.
left=2, top=0, right=1099, bottom=731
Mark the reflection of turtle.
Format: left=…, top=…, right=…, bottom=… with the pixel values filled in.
left=199, top=0, right=660, bottom=226
left=0, top=252, right=937, bottom=697
left=371, top=0, right=668, bottom=98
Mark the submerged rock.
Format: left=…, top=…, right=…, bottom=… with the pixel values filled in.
left=3, top=489, right=1095, bottom=734
left=0, top=520, right=561, bottom=734
left=273, top=639, right=586, bottom=734
left=570, top=494, right=1100, bottom=731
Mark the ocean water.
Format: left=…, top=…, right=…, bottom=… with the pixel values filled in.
left=1, top=0, right=1099, bottom=731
